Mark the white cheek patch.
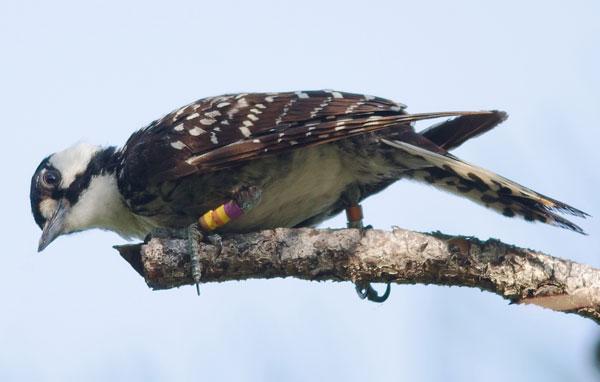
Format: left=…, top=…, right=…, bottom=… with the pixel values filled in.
left=60, top=173, right=153, bottom=239
left=39, top=199, right=57, bottom=220
left=49, top=142, right=101, bottom=188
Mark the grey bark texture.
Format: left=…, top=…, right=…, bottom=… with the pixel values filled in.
left=115, top=228, right=600, bottom=324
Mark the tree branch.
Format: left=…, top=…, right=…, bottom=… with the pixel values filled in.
left=114, top=228, right=600, bottom=324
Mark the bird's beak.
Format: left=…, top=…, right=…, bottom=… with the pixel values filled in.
left=38, top=199, right=70, bottom=252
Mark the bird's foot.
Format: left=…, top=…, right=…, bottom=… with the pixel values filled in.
left=343, top=187, right=393, bottom=303
left=204, top=232, right=223, bottom=248
left=345, top=205, right=391, bottom=303
left=187, top=226, right=225, bottom=295
left=187, top=223, right=203, bottom=295
left=148, top=224, right=209, bottom=295
left=355, top=282, right=392, bottom=303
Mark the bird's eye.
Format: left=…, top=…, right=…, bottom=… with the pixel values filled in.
left=42, top=170, right=61, bottom=188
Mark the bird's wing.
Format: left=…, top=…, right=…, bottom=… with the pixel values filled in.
left=119, top=90, right=492, bottom=189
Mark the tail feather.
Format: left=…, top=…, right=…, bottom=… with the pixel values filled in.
left=381, top=138, right=588, bottom=234
left=421, top=110, right=508, bottom=150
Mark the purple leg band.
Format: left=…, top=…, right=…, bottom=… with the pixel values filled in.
left=224, top=200, right=244, bottom=219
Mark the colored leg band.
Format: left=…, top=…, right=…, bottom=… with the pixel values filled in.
left=199, top=200, right=244, bottom=231
left=345, top=204, right=364, bottom=223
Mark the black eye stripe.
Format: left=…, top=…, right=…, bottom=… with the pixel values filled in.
left=64, top=147, right=118, bottom=204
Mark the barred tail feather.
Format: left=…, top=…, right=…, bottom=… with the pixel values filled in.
left=381, top=138, right=588, bottom=234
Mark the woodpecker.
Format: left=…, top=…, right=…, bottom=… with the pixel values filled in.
left=30, top=90, right=588, bottom=300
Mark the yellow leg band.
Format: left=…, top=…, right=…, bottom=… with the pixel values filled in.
left=214, top=205, right=231, bottom=225
left=200, top=210, right=219, bottom=231
left=199, top=203, right=239, bottom=231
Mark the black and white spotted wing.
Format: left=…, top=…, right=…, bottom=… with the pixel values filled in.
left=118, top=90, right=490, bottom=192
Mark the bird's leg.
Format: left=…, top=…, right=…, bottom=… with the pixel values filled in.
left=147, top=186, right=261, bottom=295
left=146, top=225, right=205, bottom=295
left=343, top=186, right=391, bottom=303
left=187, top=223, right=203, bottom=295
left=345, top=204, right=365, bottom=229
left=188, top=186, right=262, bottom=295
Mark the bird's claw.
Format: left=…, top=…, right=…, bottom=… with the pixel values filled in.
left=344, top=202, right=390, bottom=302
left=148, top=225, right=204, bottom=295
left=187, top=223, right=203, bottom=295
left=205, top=233, right=223, bottom=249
left=188, top=227, right=224, bottom=295
left=355, top=282, right=391, bottom=303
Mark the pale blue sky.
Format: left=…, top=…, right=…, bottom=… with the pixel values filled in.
left=1, top=1, right=599, bottom=381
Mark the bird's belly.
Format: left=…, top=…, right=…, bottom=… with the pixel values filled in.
left=134, top=140, right=393, bottom=232
left=223, top=145, right=358, bottom=232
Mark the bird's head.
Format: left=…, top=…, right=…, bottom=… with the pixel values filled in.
left=30, top=143, right=107, bottom=252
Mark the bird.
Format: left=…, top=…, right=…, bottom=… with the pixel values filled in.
left=30, top=90, right=588, bottom=301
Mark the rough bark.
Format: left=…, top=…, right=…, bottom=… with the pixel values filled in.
left=115, top=228, right=600, bottom=324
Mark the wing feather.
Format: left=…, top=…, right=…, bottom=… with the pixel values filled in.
left=119, top=90, right=494, bottom=191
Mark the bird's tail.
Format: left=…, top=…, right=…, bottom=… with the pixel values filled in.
left=420, top=110, right=508, bottom=150
left=381, top=138, right=589, bottom=234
